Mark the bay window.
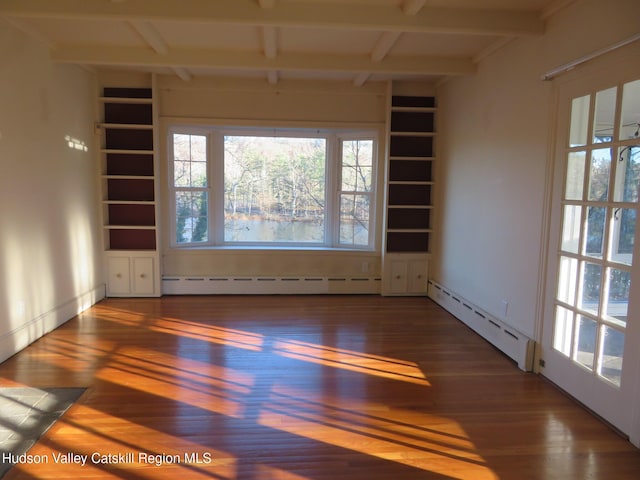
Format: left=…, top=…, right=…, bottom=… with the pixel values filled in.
left=169, top=127, right=378, bottom=250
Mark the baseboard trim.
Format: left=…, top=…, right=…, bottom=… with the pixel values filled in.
left=428, top=280, right=535, bottom=371
left=0, top=284, right=105, bottom=364
left=162, top=276, right=381, bottom=295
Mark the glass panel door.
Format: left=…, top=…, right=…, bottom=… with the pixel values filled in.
left=543, top=75, right=640, bottom=437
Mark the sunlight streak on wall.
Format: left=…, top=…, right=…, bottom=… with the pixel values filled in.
left=0, top=231, right=54, bottom=342
left=67, top=203, right=97, bottom=311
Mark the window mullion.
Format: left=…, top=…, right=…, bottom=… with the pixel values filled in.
left=326, top=134, right=338, bottom=247
left=211, top=129, right=224, bottom=245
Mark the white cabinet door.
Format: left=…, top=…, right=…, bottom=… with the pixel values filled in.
left=389, top=260, right=408, bottom=294
left=132, top=257, right=155, bottom=295
left=106, top=253, right=158, bottom=297
left=107, top=257, right=131, bottom=296
left=408, top=260, right=428, bottom=294
left=383, top=254, right=429, bottom=296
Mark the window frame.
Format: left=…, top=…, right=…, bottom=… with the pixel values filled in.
left=168, top=125, right=379, bottom=251
left=169, top=127, right=211, bottom=246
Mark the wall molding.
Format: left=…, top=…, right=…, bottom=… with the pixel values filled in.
left=0, top=284, right=105, bottom=364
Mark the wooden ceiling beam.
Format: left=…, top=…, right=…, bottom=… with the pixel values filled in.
left=0, top=0, right=545, bottom=37
left=262, top=25, right=278, bottom=59
left=50, top=45, right=476, bottom=77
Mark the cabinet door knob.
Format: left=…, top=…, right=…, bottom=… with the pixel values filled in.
left=395, top=275, right=401, bottom=279
left=116, top=273, right=122, bottom=278
left=140, top=274, right=146, bottom=278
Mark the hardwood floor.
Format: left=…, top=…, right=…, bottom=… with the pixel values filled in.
left=1, top=295, right=639, bottom=479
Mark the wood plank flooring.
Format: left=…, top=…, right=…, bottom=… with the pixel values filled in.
left=1, top=295, right=639, bottom=479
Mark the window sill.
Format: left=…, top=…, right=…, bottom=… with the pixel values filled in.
left=166, top=245, right=378, bottom=255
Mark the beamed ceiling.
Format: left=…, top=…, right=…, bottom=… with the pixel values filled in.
left=0, top=0, right=569, bottom=85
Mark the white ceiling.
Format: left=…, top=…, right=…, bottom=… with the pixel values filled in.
left=0, top=0, right=568, bottom=85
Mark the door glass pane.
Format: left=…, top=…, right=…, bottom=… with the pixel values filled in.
left=553, top=306, right=574, bottom=357
left=609, top=208, right=636, bottom=265
left=583, top=206, right=606, bottom=258
left=599, top=325, right=624, bottom=387
left=574, top=315, right=597, bottom=370
left=570, top=94, right=590, bottom=147
left=605, top=268, right=631, bottom=327
left=588, top=148, right=611, bottom=201
left=614, top=146, right=640, bottom=202
left=561, top=205, right=582, bottom=253
left=565, top=151, right=586, bottom=200
left=579, top=262, right=601, bottom=314
left=557, top=256, right=579, bottom=306
left=593, top=87, right=617, bottom=143
left=619, top=79, right=640, bottom=140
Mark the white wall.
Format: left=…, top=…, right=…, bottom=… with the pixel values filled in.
left=0, top=21, right=104, bottom=363
left=433, top=0, right=640, bottom=339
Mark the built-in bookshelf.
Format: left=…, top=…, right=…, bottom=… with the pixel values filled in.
left=99, top=86, right=160, bottom=296
left=100, top=87, right=156, bottom=250
left=386, top=95, right=435, bottom=254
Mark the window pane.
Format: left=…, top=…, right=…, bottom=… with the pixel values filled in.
left=579, top=262, right=601, bottom=315
left=341, top=140, right=373, bottom=192
left=614, top=146, right=640, bottom=203
left=561, top=205, right=582, bottom=253
left=173, top=134, right=207, bottom=188
left=174, top=160, right=189, bottom=187
left=609, top=208, right=636, bottom=265
left=605, top=268, right=631, bottom=328
left=339, top=194, right=370, bottom=247
left=592, top=87, right=616, bottom=143
left=619, top=79, right=640, bottom=141
left=223, top=135, right=326, bottom=243
left=557, top=256, right=578, bottom=306
left=574, top=315, right=597, bottom=371
left=588, top=148, right=611, bottom=201
left=176, top=191, right=208, bottom=244
left=599, top=326, right=624, bottom=387
left=191, top=135, right=207, bottom=162
left=173, top=134, right=191, bottom=160
left=553, top=306, right=574, bottom=357
left=583, top=206, right=606, bottom=258
left=569, top=94, right=590, bottom=147
left=565, top=151, right=586, bottom=200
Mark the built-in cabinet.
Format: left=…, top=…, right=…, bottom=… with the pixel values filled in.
left=106, top=252, right=157, bottom=297
left=99, top=85, right=160, bottom=297
left=383, top=93, right=435, bottom=295
left=384, top=254, right=429, bottom=295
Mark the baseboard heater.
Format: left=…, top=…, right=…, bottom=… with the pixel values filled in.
left=428, top=280, right=535, bottom=372
left=162, top=276, right=382, bottom=295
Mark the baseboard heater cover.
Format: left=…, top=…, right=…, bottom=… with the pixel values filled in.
left=162, top=276, right=382, bottom=295
left=428, top=280, right=535, bottom=372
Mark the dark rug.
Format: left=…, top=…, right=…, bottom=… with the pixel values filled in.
left=0, top=387, right=85, bottom=478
